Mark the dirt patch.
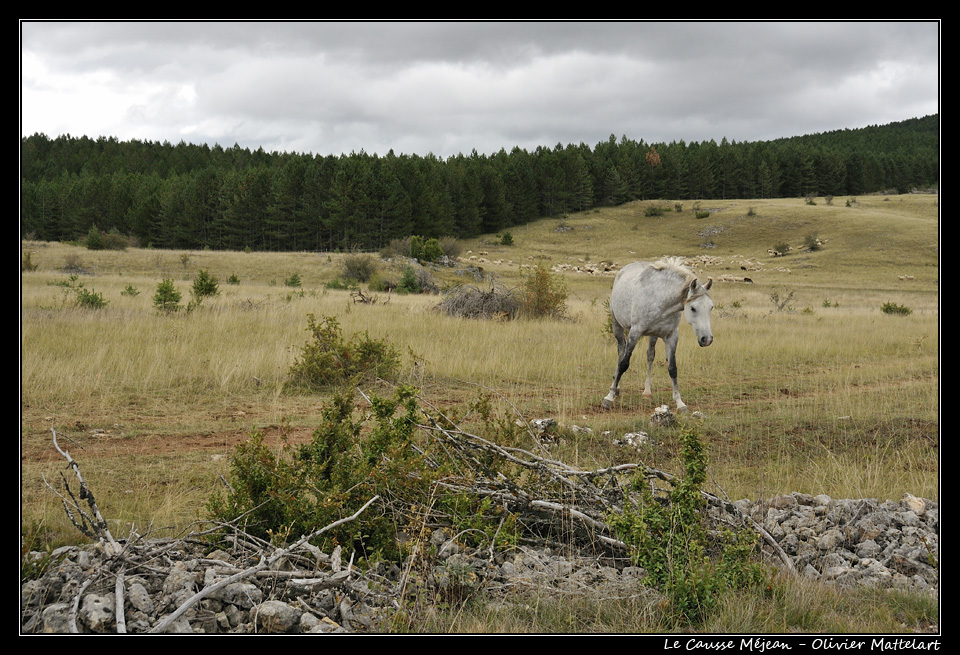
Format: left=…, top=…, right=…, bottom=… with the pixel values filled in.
left=20, top=425, right=319, bottom=465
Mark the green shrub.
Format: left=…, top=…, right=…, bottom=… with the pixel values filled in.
left=121, top=285, right=140, bottom=297
left=85, top=226, right=104, bottom=250
left=422, top=237, right=443, bottom=263
left=397, top=266, right=421, bottom=294
left=608, top=424, right=765, bottom=626
left=644, top=205, right=667, bottom=217
left=153, top=279, right=182, bottom=313
left=227, top=274, right=240, bottom=285
left=57, top=275, right=108, bottom=309
left=519, top=264, right=567, bottom=319
left=881, top=302, right=912, bottom=316
left=284, top=273, right=302, bottom=288
left=75, top=286, right=108, bottom=310
left=411, top=236, right=443, bottom=263
left=695, top=211, right=711, bottom=219
left=286, top=314, right=401, bottom=391
left=368, top=273, right=397, bottom=292
left=207, top=387, right=519, bottom=562
left=191, top=269, right=220, bottom=302
left=499, top=231, right=514, bottom=246
left=207, top=387, right=429, bottom=558
left=394, top=265, right=436, bottom=295
left=324, top=277, right=359, bottom=291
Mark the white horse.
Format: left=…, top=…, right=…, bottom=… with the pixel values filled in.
left=602, top=257, right=714, bottom=412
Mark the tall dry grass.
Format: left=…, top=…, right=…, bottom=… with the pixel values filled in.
left=21, top=194, right=938, bottom=543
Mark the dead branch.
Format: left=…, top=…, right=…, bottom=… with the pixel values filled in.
left=46, top=428, right=121, bottom=556
left=149, top=495, right=379, bottom=634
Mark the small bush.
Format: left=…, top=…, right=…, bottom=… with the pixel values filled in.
left=438, top=236, right=462, bottom=260
left=368, top=273, right=397, bottom=292
left=380, top=236, right=412, bottom=259
left=881, top=302, right=912, bottom=316
left=411, top=236, right=443, bottom=263
left=284, top=273, right=302, bottom=288
left=75, top=286, right=108, bottom=310
left=519, top=264, right=567, bottom=319
left=608, top=424, right=765, bottom=627
left=695, top=211, right=711, bottom=219
left=62, top=254, right=88, bottom=275
left=397, top=266, right=421, bottom=294
left=396, top=265, right=438, bottom=295
left=286, top=314, right=401, bottom=391
left=101, top=231, right=130, bottom=250
left=342, top=254, right=379, bottom=282
left=85, top=226, right=104, bottom=251
left=324, top=277, right=359, bottom=291
left=768, top=288, right=795, bottom=313
left=153, top=279, right=182, bottom=313
left=227, top=274, right=240, bottom=285
left=121, top=285, right=140, bottom=297
left=207, top=386, right=434, bottom=559
left=191, top=269, right=220, bottom=302
left=499, top=231, right=514, bottom=246
left=58, top=275, right=108, bottom=309
left=644, top=205, right=667, bottom=217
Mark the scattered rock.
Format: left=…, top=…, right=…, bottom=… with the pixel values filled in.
left=650, top=405, right=676, bottom=426
left=20, top=489, right=937, bottom=633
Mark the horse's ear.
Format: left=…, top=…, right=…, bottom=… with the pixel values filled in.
left=704, top=278, right=713, bottom=291
left=681, top=278, right=696, bottom=300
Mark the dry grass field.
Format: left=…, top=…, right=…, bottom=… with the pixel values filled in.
left=21, top=194, right=938, bottom=563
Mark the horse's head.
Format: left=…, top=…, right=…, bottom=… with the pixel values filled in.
left=682, top=278, right=714, bottom=347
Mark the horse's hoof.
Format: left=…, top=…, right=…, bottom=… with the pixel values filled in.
left=601, top=398, right=613, bottom=410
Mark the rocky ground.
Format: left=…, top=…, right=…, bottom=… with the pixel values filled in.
left=21, top=491, right=937, bottom=634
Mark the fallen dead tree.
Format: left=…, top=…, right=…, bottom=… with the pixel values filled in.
left=410, top=396, right=794, bottom=572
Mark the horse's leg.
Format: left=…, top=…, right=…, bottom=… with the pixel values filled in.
left=642, top=336, right=657, bottom=398
left=665, top=329, right=688, bottom=413
left=603, top=325, right=639, bottom=409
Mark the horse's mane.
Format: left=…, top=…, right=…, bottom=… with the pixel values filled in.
left=650, top=256, right=695, bottom=282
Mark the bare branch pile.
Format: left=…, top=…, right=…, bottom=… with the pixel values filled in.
left=435, top=283, right=520, bottom=320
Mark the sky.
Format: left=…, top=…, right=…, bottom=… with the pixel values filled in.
left=20, top=20, right=940, bottom=159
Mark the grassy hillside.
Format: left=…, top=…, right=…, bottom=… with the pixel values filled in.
left=21, top=194, right=938, bottom=550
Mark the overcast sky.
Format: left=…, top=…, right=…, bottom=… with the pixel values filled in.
left=20, top=20, right=940, bottom=158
